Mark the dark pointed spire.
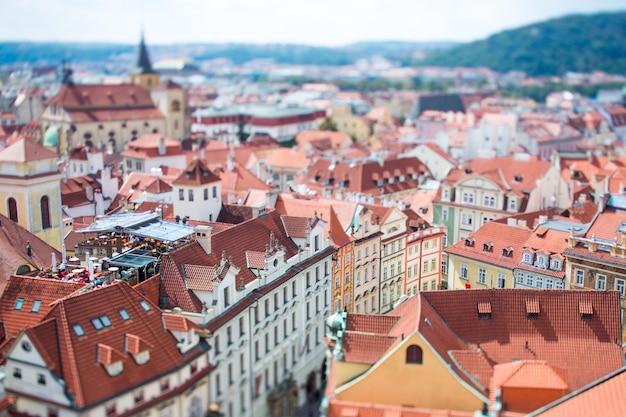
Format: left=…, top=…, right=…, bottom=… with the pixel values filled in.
left=136, top=30, right=155, bottom=74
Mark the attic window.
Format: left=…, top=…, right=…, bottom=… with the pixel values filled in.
left=514, top=175, right=523, bottom=182
left=140, top=300, right=151, bottom=311
left=502, top=247, right=513, bottom=257
left=73, top=324, right=85, bottom=337
left=14, top=298, right=24, bottom=311
left=579, top=301, right=593, bottom=321
left=464, top=238, right=475, bottom=247
left=91, top=315, right=112, bottom=331
left=526, top=299, right=540, bottom=320
left=483, top=242, right=493, bottom=252
left=465, top=168, right=473, bottom=174
left=477, top=302, right=492, bottom=320
left=118, top=309, right=130, bottom=321
left=31, top=300, right=42, bottom=313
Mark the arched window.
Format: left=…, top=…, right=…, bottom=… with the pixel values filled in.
left=7, top=198, right=18, bottom=222
left=406, top=344, right=423, bottom=364
left=171, top=100, right=181, bottom=112
left=41, top=196, right=51, bottom=229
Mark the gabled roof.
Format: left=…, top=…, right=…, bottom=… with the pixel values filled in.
left=158, top=243, right=209, bottom=312
left=0, top=214, right=62, bottom=293
left=17, top=282, right=207, bottom=409
left=0, top=276, right=85, bottom=362
left=172, top=159, right=221, bottom=186
left=529, top=366, right=626, bottom=417
left=444, top=156, right=551, bottom=194
left=209, top=209, right=301, bottom=286
left=48, top=84, right=156, bottom=109
left=329, top=207, right=353, bottom=248
left=0, top=138, right=58, bottom=163
left=422, top=289, right=624, bottom=392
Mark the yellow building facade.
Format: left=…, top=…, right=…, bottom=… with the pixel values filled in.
left=0, top=140, right=64, bottom=250
left=334, top=333, right=485, bottom=411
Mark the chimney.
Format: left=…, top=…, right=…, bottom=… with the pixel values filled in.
left=158, top=136, right=166, bottom=156
left=86, top=186, right=94, bottom=202
left=195, top=225, right=212, bottom=256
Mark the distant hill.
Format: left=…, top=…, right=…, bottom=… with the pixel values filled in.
left=0, top=40, right=456, bottom=69
left=422, top=11, right=626, bottom=76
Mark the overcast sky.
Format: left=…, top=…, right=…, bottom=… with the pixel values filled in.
left=1, top=0, right=624, bottom=46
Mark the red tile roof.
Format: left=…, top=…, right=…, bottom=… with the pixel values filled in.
left=0, top=138, right=59, bottom=163
left=19, top=282, right=207, bottom=409
left=422, top=289, right=624, bottom=391
left=0, top=214, right=63, bottom=293
left=444, top=157, right=551, bottom=195
left=342, top=332, right=397, bottom=364
left=158, top=243, right=209, bottom=312
left=49, top=84, right=155, bottom=108
left=445, top=222, right=531, bottom=269
left=0, top=276, right=85, bottom=362
left=171, top=159, right=221, bottom=186
left=529, top=367, right=626, bottom=416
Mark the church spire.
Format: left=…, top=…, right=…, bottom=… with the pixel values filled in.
left=136, top=29, right=155, bottom=75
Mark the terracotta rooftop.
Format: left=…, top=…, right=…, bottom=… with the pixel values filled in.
left=445, top=222, right=532, bottom=270
left=172, top=159, right=221, bottom=187
left=529, top=367, right=626, bottom=417
left=19, top=281, right=208, bottom=409
left=0, top=138, right=59, bottom=164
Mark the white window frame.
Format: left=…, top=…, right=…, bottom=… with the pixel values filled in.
left=460, top=263, right=468, bottom=280
left=597, top=274, right=606, bottom=291
left=616, top=279, right=625, bottom=297
left=575, top=269, right=584, bottom=286
left=478, top=268, right=486, bottom=285
left=497, top=273, right=506, bottom=288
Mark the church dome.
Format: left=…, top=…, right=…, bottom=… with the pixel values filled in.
left=43, top=126, right=59, bottom=147
left=326, top=310, right=344, bottom=335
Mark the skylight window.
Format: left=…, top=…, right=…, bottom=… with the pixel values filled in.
left=91, top=318, right=104, bottom=330
left=73, top=324, right=85, bottom=337
left=119, top=309, right=130, bottom=321
left=140, top=300, right=151, bottom=311
left=100, top=315, right=112, bottom=327
left=14, top=298, right=24, bottom=311
left=31, top=300, right=42, bottom=313
left=91, top=315, right=112, bottom=331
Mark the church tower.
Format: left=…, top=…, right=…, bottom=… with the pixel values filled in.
left=128, top=31, right=160, bottom=92
left=0, top=139, right=64, bottom=250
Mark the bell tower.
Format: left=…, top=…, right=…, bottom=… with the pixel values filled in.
left=128, top=30, right=160, bottom=92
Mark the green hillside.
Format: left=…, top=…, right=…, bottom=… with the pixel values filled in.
left=422, top=11, right=626, bottom=76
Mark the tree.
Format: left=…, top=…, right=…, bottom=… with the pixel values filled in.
left=319, top=117, right=338, bottom=131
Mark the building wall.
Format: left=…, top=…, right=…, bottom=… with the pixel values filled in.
left=173, top=182, right=222, bottom=223
left=335, top=333, right=484, bottom=411
left=447, top=253, right=514, bottom=290
left=353, top=234, right=380, bottom=314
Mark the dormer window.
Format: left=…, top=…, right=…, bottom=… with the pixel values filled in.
left=522, top=252, right=533, bottom=264
left=535, top=255, right=547, bottom=269
left=477, top=302, right=492, bottom=320
left=483, top=242, right=493, bottom=252
left=509, top=197, right=517, bottom=211
left=464, top=238, right=474, bottom=247
left=502, top=247, right=513, bottom=257
left=550, top=258, right=562, bottom=271
left=514, top=175, right=523, bottom=182
left=579, top=301, right=593, bottom=321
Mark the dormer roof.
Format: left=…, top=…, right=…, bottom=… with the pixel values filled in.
left=172, top=159, right=221, bottom=187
